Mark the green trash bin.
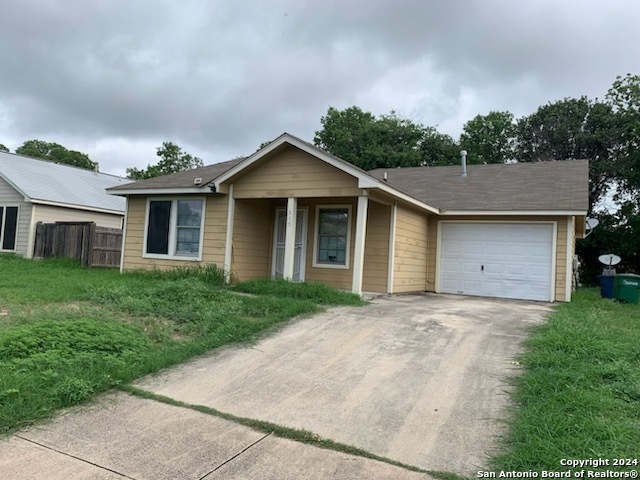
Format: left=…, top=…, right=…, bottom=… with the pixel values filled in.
left=614, top=274, right=640, bottom=304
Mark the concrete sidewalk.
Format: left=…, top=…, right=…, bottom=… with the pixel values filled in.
left=0, top=391, right=431, bottom=480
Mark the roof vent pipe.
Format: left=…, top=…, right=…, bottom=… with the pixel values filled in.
left=383, top=172, right=388, bottom=182
left=460, top=150, right=467, bottom=177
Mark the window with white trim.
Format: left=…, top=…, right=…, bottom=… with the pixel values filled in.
left=0, top=206, right=18, bottom=251
left=145, top=199, right=204, bottom=259
left=314, top=206, right=350, bottom=268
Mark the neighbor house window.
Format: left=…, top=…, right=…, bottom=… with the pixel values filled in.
left=313, top=205, right=351, bottom=268
left=144, top=199, right=204, bottom=259
left=0, top=206, right=18, bottom=251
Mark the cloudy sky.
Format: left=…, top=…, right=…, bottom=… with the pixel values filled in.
left=1, top=0, right=639, bottom=177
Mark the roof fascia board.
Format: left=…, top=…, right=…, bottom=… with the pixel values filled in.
left=440, top=210, right=586, bottom=216
left=31, top=199, right=124, bottom=215
left=107, top=187, right=206, bottom=196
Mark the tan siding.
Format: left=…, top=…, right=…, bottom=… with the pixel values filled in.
left=233, top=146, right=362, bottom=199
left=122, top=195, right=228, bottom=271
left=393, top=204, right=428, bottom=293
left=435, top=215, right=573, bottom=302
left=362, top=201, right=390, bottom=293
left=231, top=199, right=272, bottom=281
left=0, top=176, right=32, bottom=256
left=426, top=215, right=438, bottom=291
left=32, top=204, right=123, bottom=228
left=555, top=216, right=568, bottom=302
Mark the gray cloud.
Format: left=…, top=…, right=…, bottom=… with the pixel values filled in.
left=1, top=0, right=639, bottom=176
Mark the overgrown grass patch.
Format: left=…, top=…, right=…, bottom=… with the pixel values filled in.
left=491, top=288, right=640, bottom=472
left=0, top=256, right=356, bottom=435
left=231, top=277, right=366, bottom=306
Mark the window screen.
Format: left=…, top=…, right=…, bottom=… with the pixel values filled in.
left=175, top=200, right=202, bottom=256
left=317, top=208, right=348, bottom=265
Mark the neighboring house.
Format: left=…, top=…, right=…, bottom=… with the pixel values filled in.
left=0, top=151, right=127, bottom=258
left=108, top=133, right=588, bottom=302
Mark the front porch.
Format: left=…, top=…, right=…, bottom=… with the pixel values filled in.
left=226, top=194, right=393, bottom=294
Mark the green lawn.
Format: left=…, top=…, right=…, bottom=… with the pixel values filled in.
left=3, top=255, right=639, bottom=474
left=0, top=255, right=364, bottom=435
left=491, top=288, right=640, bottom=472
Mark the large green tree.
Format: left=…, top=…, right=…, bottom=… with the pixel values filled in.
left=420, top=127, right=460, bottom=166
left=15, top=140, right=95, bottom=170
left=460, top=111, right=515, bottom=164
left=314, top=106, right=424, bottom=170
left=606, top=74, right=640, bottom=196
left=127, top=141, right=204, bottom=180
left=515, top=97, right=618, bottom=212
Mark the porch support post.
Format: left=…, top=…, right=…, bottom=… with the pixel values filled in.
left=351, top=193, right=369, bottom=295
left=224, top=184, right=235, bottom=282
left=387, top=202, right=397, bottom=294
left=282, top=197, right=298, bottom=281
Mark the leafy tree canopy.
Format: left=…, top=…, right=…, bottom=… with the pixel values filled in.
left=0, top=144, right=8, bottom=153
left=420, top=127, right=460, bottom=166
left=515, top=97, right=618, bottom=212
left=15, top=140, right=95, bottom=170
left=606, top=73, right=640, bottom=196
left=460, top=111, right=515, bottom=164
left=314, top=106, right=424, bottom=170
left=127, top=141, right=204, bottom=180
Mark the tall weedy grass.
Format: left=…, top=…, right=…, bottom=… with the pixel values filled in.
left=491, top=289, right=640, bottom=472
left=0, top=256, right=360, bottom=434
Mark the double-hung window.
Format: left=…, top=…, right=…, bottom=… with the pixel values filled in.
left=0, top=206, right=18, bottom=252
left=313, top=205, right=351, bottom=268
left=145, top=198, right=204, bottom=259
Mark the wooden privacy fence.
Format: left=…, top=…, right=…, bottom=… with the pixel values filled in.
left=33, top=222, right=123, bottom=268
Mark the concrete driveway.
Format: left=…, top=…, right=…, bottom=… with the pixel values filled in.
left=1, top=293, right=550, bottom=478
left=138, top=293, right=550, bottom=475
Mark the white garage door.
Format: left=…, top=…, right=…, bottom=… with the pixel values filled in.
left=439, top=223, right=554, bottom=301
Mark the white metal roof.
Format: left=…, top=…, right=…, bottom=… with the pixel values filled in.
left=0, top=151, right=126, bottom=213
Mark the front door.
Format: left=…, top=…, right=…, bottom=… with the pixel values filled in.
left=272, top=208, right=308, bottom=281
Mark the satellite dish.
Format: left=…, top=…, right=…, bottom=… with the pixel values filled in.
left=584, top=217, right=599, bottom=238
left=586, top=218, right=599, bottom=230
left=598, top=254, right=621, bottom=266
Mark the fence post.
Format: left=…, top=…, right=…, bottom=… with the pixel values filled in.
left=83, top=223, right=96, bottom=267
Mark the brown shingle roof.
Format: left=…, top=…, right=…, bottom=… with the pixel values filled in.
left=108, top=158, right=244, bottom=191
left=108, top=134, right=588, bottom=214
left=368, top=160, right=589, bottom=212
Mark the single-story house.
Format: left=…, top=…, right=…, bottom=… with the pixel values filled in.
left=108, top=133, right=588, bottom=302
left=0, top=151, right=127, bottom=257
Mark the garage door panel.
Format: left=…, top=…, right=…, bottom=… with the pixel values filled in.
left=463, top=262, right=482, bottom=274
left=441, top=259, right=462, bottom=273
left=484, top=245, right=504, bottom=256
left=440, top=223, right=553, bottom=302
left=462, top=279, right=482, bottom=293
left=484, top=280, right=505, bottom=297
left=441, top=278, right=462, bottom=292
left=462, top=244, right=483, bottom=256
left=484, top=263, right=503, bottom=275
left=506, top=264, right=526, bottom=277
left=442, top=243, right=461, bottom=255
left=506, top=245, right=528, bottom=257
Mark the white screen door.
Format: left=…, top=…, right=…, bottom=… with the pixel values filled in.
left=272, top=208, right=307, bottom=281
